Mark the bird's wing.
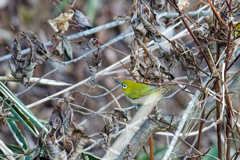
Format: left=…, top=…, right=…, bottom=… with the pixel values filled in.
left=139, top=85, right=159, bottom=97
left=126, top=85, right=158, bottom=99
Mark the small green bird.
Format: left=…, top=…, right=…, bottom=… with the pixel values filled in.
left=116, top=80, right=170, bottom=105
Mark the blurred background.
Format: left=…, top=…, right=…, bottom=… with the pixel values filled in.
left=0, top=0, right=233, bottom=159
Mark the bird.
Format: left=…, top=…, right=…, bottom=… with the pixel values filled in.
left=116, top=80, right=171, bottom=105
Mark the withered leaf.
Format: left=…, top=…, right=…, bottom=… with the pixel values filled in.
left=49, top=105, right=64, bottom=134
left=0, top=108, right=10, bottom=125
left=73, top=9, right=92, bottom=29
left=8, top=38, right=36, bottom=86
left=103, top=116, right=113, bottom=135
left=111, top=115, right=119, bottom=134
left=99, top=131, right=112, bottom=150
left=62, top=35, right=73, bottom=61
left=32, top=35, right=52, bottom=67
left=114, top=15, right=131, bottom=22
left=154, top=106, right=162, bottom=120
left=48, top=10, right=74, bottom=33
left=150, top=0, right=166, bottom=12
left=64, top=108, right=75, bottom=137
left=69, top=129, right=89, bottom=159
left=82, top=154, right=89, bottom=160
left=53, top=33, right=73, bottom=61
left=114, top=108, right=131, bottom=121
left=86, top=38, right=102, bottom=87
left=63, top=136, right=74, bottom=152
left=32, top=130, right=44, bottom=159
left=130, top=9, right=161, bottom=42
left=45, top=136, right=60, bottom=159
left=53, top=150, right=67, bottom=160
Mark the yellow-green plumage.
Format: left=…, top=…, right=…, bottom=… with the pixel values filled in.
left=116, top=80, right=170, bottom=105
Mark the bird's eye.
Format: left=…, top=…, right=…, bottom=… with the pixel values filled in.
left=123, top=84, right=127, bottom=89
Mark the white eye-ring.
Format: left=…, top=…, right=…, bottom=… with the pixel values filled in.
left=123, top=84, right=127, bottom=89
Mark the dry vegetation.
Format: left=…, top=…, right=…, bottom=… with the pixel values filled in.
left=1, top=0, right=240, bottom=160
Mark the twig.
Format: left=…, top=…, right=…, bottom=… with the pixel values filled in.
left=72, top=85, right=120, bottom=99
left=162, top=76, right=212, bottom=160
left=1, top=10, right=217, bottom=62
left=16, top=32, right=134, bottom=97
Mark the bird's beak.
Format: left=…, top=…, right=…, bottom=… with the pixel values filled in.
left=115, top=80, right=122, bottom=86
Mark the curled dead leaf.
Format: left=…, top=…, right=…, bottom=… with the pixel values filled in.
left=0, top=108, right=10, bottom=125
left=52, top=33, right=73, bottom=61
left=73, top=9, right=92, bottom=29
left=8, top=38, right=36, bottom=86
left=48, top=10, right=74, bottom=33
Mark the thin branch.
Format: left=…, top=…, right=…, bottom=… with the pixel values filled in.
left=162, top=76, right=213, bottom=160
left=15, top=32, right=134, bottom=97
left=0, top=20, right=125, bottom=62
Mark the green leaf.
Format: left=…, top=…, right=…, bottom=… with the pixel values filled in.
left=0, top=82, right=48, bottom=134
left=137, top=147, right=181, bottom=160
left=6, top=145, right=24, bottom=154
left=7, top=120, right=28, bottom=151
left=202, top=146, right=218, bottom=160
left=84, top=152, right=102, bottom=160
left=4, top=101, right=38, bottom=137
left=0, top=139, right=15, bottom=160
left=24, top=155, right=32, bottom=160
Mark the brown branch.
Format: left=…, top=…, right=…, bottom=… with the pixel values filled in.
left=206, top=0, right=229, bottom=29
left=120, top=62, right=139, bottom=82
left=171, top=0, right=213, bottom=74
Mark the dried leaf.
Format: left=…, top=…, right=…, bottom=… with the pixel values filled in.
left=111, top=115, right=119, bottom=134
left=154, top=106, right=162, bottom=120
left=48, top=10, right=74, bottom=33
left=63, top=137, right=74, bottom=152
left=103, top=116, right=113, bottom=135
left=62, top=34, right=73, bottom=61
left=69, top=129, right=89, bottom=160
left=0, top=108, right=10, bottom=125
left=64, top=108, right=75, bottom=136
left=86, top=38, right=102, bottom=87
left=130, top=9, right=161, bottom=42
left=8, top=38, right=36, bottom=86
left=187, top=65, right=199, bottom=81
left=53, top=150, right=67, bottom=160
left=32, top=35, right=52, bottom=67
left=45, top=136, right=60, bottom=159
left=82, top=153, right=89, bottom=160
left=114, top=108, right=131, bottom=121
left=99, top=131, right=112, bottom=150
left=52, top=33, right=73, bottom=61
left=114, top=15, right=131, bottom=22
left=49, top=105, right=64, bottom=137
left=73, top=9, right=92, bottom=29
left=49, top=105, right=64, bottom=127
left=177, top=0, right=190, bottom=11
left=150, top=0, right=166, bottom=12
left=32, top=130, right=44, bottom=159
